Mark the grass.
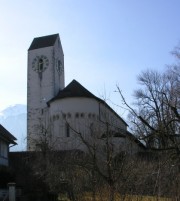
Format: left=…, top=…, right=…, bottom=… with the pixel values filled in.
left=81, top=193, right=172, bottom=201
left=58, top=192, right=172, bottom=201
left=118, top=195, right=172, bottom=201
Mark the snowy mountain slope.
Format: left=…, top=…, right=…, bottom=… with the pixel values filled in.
left=0, top=104, right=27, bottom=151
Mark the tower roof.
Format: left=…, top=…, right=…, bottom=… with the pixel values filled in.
left=28, top=34, right=59, bottom=50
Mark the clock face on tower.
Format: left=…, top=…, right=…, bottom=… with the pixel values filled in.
left=32, top=55, right=49, bottom=73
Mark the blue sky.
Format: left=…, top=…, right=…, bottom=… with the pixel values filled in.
left=0, top=0, right=180, bottom=119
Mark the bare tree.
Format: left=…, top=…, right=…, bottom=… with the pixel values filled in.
left=116, top=48, right=180, bottom=200
left=65, top=114, right=138, bottom=201
left=117, top=66, right=180, bottom=154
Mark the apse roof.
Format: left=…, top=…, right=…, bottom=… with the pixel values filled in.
left=28, top=34, right=59, bottom=50
left=0, top=124, right=17, bottom=145
left=48, top=79, right=128, bottom=126
left=50, top=80, right=99, bottom=101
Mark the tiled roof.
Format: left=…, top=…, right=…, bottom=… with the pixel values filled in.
left=0, top=124, right=17, bottom=145
left=50, top=80, right=100, bottom=101
left=28, top=34, right=59, bottom=50
left=48, top=80, right=128, bottom=126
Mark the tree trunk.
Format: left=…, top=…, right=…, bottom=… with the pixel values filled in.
left=109, top=183, right=115, bottom=201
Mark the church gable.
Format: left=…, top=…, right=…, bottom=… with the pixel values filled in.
left=28, top=34, right=59, bottom=50
left=49, top=79, right=98, bottom=102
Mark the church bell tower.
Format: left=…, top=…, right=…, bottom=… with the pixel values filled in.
left=27, top=34, right=64, bottom=150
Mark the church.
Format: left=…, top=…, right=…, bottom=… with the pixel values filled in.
left=27, top=33, right=144, bottom=153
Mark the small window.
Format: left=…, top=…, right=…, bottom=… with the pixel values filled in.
left=75, top=113, right=79, bottom=118
left=65, top=123, right=70, bottom=137
left=67, top=113, right=71, bottom=118
left=58, top=60, right=61, bottom=68
left=90, top=123, right=94, bottom=133
left=81, top=113, right=84, bottom=118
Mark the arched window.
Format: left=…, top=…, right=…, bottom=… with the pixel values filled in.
left=90, top=123, right=94, bottom=135
left=62, top=113, right=66, bottom=119
left=75, top=113, right=79, bottom=118
left=67, top=113, right=71, bottom=118
left=65, top=123, right=70, bottom=137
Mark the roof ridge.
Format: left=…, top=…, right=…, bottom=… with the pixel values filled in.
left=0, top=124, right=17, bottom=144
left=28, top=34, right=59, bottom=50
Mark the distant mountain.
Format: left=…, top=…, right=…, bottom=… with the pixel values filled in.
left=0, top=104, right=27, bottom=151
